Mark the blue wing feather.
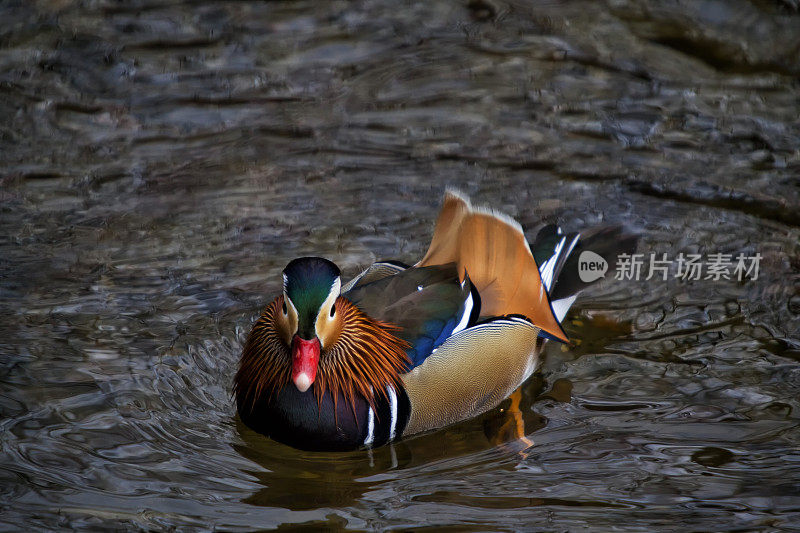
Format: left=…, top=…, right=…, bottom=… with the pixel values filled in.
left=344, top=263, right=477, bottom=370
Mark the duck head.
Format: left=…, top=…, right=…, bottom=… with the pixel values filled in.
left=279, top=257, right=342, bottom=392
left=235, top=257, right=409, bottom=415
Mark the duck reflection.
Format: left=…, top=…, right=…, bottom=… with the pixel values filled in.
left=234, top=375, right=559, bottom=510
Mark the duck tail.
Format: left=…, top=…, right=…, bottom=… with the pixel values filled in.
left=417, top=188, right=569, bottom=343
left=532, top=224, right=639, bottom=324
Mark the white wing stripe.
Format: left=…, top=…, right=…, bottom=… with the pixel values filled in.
left=551, top=295, right=577, bottom=323
left=565, top=234, right=580, bottom=259
left=451, top=292, right=473, bottom=336
left=540, top=236, right=565, bottom=291
left=364, top=406, right=375, bottom=447
left=388, top=386, right=398, bottom=441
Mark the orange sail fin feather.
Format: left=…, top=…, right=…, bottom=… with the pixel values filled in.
left=417, top=189, right=569, bottom=342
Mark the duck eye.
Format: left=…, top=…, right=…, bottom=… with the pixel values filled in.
left=282, top=301, right=288, bottom=315
left=329, top=304, right=336, bottom=318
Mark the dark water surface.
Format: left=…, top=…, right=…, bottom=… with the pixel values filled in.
left=2, top=0, right=800, bottom=530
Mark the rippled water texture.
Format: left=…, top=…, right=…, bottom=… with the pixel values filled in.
left=2, top=0, right=800, bottom=530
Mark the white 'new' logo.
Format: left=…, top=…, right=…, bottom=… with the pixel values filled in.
left=578, top=251, right=608, bottom=282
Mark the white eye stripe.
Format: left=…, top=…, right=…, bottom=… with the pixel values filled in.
left=316, top=276, right=341, bottom=325
left=283, top=294, right=298, bottom=318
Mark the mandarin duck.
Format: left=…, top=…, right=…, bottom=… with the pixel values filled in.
left=235, top=190, right=634, bottom=451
